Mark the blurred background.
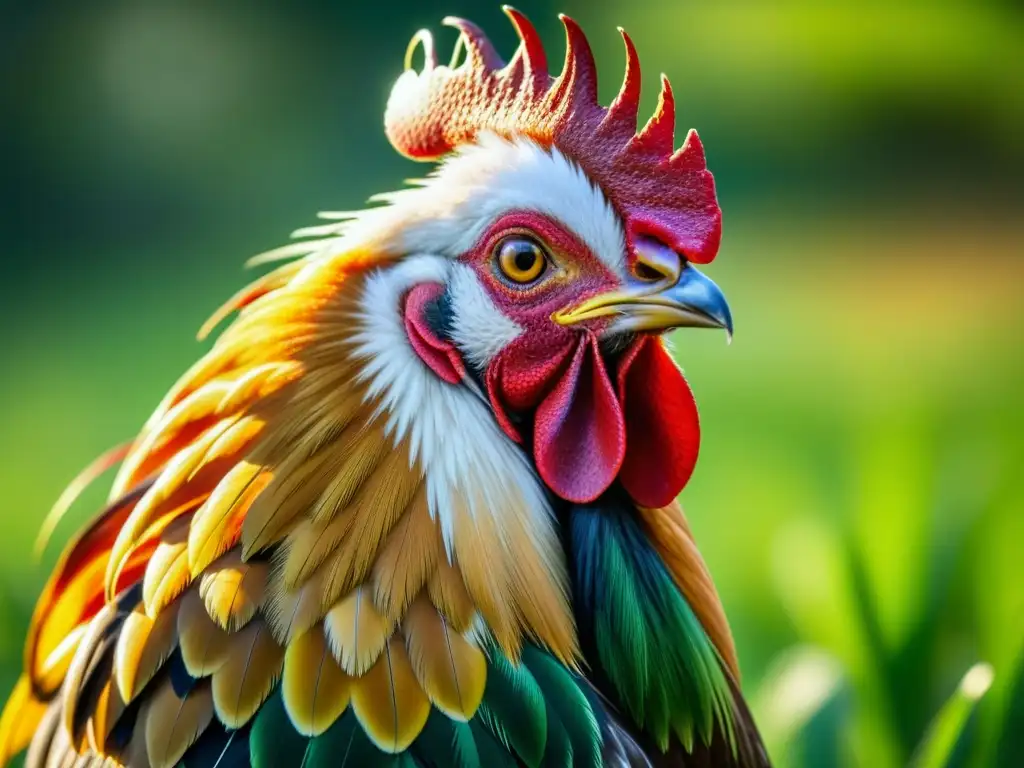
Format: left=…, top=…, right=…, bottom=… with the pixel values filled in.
left=1, top=0, right=1021, bottom=765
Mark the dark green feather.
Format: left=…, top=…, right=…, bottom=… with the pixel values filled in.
left=521, top=646, right=601, bottom=767
left=570, top=497, right=736, bottom=753
left=478, top=652, right=547, bottom=767
left=412, top=710, right=481, bottom=768
left=469, top=719, right=520, bottom=768
left=248, top=690, right=309, bottom=768
left=306, top=711, right=400, bottom=767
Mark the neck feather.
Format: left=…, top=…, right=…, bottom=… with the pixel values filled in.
left=567, top=490, right=737, bottom=753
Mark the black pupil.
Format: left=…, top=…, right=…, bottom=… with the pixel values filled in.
left=512, top=243, right=537, bottom=272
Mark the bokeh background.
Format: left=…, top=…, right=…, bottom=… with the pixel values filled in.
left=1, top=0, right=1021, bottom=765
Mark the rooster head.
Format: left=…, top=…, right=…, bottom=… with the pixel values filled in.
left=369, top=9, right=731, bottom=507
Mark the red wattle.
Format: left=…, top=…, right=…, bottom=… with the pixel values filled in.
left=534, top=333, right=626, bottom=504
left=486, top=333, right=577, bottom=443
left=403, top=283, right=466, bottom=386
left=616, top=336, right=701, bottom=508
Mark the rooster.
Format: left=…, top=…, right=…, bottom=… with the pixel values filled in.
left=0, top=9, right=769, bottom=768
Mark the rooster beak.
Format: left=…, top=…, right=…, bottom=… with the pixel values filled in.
left=554, top=239, right=733, bottom=338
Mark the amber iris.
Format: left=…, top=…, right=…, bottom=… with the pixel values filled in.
left=496, top=236, right=547, bottom=284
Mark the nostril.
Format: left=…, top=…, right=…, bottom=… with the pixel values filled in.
left=632, top=260, right=667, bottom=282
left=631, top=236, right=683, bottom=283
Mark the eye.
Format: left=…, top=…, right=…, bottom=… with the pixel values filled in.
left=496, top=236, right=548, bottom=285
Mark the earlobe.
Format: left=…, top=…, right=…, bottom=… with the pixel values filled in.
left=403, top=283, right=466, bottom=385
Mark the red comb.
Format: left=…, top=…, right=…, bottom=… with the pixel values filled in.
left=384, top=8, right=722, bottom=263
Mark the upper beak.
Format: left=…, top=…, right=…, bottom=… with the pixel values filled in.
left=554, top=243, right=733, bottom=339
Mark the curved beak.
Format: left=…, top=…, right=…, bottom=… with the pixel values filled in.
left=554, top=263, right=733, bottom=339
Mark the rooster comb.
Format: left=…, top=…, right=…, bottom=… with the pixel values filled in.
left=384, top=7, right=722, bottom=263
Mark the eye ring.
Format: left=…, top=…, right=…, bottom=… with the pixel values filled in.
left=495, top=235, right=548, bottom=285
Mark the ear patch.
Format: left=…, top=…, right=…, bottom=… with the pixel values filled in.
left=403, top=283, right=467, bottom=386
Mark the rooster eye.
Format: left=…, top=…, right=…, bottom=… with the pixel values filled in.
left=496, top=236, right=547, bottom=285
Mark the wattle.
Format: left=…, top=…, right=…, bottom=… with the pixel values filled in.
left=487, top=332, right=701, bottom=507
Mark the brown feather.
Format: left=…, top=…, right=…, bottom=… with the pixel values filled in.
left=322, top=460, right=424, bottom=605
left=448, top=491, right=520, bottom=659
left=210, top=618, right=284, bottom=728
left=402, top=596, right=486, bottom=721
left=350, top=635, right=430, bottom=754
left=306, top=418, right=390, bottom=525
left=85, top=677, right=125, bottom=755
left=240, top=442, right=349, bottom=559
left=114, top=601, right=180, bottom=703
left=427, top=559, right=476, bottom=634
left=324, top=586, right=395, bottom=676
left=177, top=589, right=232, bottom=677
left=264, top=558, right=334, bottom=643
left=282, top=625, right=353, bottom=736
left=142, top=677, right=214, bottom=768
left=199, top=549, right=267, bottom=633
left=61, top=596, right=128, bottom=742
left=371, top=494, right=443, bottom=623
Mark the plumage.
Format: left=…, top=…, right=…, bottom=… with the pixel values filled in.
left=2, top=10, right=771, bottom=768
left=371, top=489, right=443, bottom=623
left=113, top=602, right=180, bottom=702
left=350, top=636, right=431, bottom=753
left=176, top=589, right=232, bottom=678
left=198, top=550, right=267, bottom=632
left=477, top=652, right=547, bottom=768
left=403, top=596, right=487, bottom=721
left=141, top=677, right=214, bottom=768
left=324, top=586, right=395, bottom=677
left=188, top=462, right=269, bottom=576
left=427, top=559, right=476, bottom=634
left=210, top=619, right=284, bottom=728
left=141, top=515, right=193, bottom=617
left=281, top=625, right=352, bottom=736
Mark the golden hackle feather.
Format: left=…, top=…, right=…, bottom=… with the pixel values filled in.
left=351, top=635, right=431, bottom=753
left=371, top=491, right=444, bottom=623
left=240, top=437, right=355, bottom=561
left=141, top=677, right=214, bottom=768
left=141, top=515, right=192, bottom=617
left=307, top=416, right=391, bottom=526
left=402, top=596, right=486, bottom=721
left=638, top=501, right=740, bottom=678
left=263, top=561, right=334, bottom=643
left=321, top=451, right=424, bottom=603
left=113, top=602, right=179, bottom=703
left=282, top=625, right=352, bottom=736
left=198, top=550, right=267, bottom=632
left=324, top=586, right=395, bottom=677
left=187, top=462, right=268, bottom=575
left=210, top=618, right=284, bottom=729
left=107, top=415, right=264, bottom=599
left=427, top=558, right=477, bottom=634
left=449, top=484, right=578, bottom=666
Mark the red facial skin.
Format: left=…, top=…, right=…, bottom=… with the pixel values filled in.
left=402, top=211, right=702, bottom=508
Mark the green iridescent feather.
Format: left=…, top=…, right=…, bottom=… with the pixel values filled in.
left=569, top=496, right=738, bottom=753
